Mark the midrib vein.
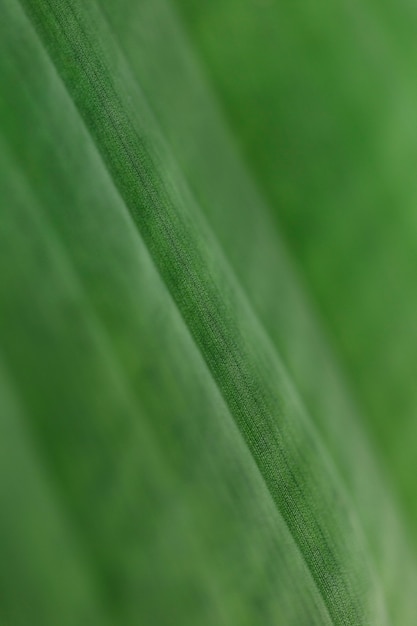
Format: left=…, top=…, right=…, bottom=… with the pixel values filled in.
left=0, top=1, right=335, bottom=621
left=17, top=1, right=384, bottom=623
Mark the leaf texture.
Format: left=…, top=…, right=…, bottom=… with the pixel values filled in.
left=174, top=0, right=417, bottom=543
left=0, top=1, right=415, bottom=625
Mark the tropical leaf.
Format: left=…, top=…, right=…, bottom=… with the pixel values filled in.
left=0, top=1, right=415, bottom=624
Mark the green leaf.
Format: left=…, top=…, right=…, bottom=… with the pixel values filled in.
left=174, top=0, right=417, bottom=540
left=0, top=0, right=415, bottom=624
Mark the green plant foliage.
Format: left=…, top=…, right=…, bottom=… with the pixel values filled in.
left=0, top=1, right=416, bottom=624
left=175, top=0, right=417, bottom=538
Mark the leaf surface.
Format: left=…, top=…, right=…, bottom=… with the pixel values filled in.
left=0, top=1, right=415, bottom=624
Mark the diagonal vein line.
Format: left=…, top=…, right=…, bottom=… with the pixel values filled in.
left=17, top=1, right=389, bottom=623
left=0, top=3, right=335, bottom=622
